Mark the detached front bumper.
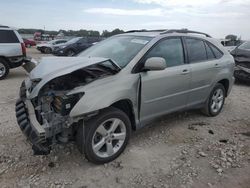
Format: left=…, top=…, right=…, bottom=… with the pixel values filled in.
left=15, top=98, right=50, bottom=155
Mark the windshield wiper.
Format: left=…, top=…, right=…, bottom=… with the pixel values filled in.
left=108, top=59, right=122, bottom=71
left=96, top=63, right=119, bottom=74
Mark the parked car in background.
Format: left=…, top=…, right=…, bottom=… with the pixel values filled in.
left=23, top=38, right=36, bottom=48
left=53, top=37, right=92, bottom=56
left=36, top=39, right=68, bottom=54
left=0, top=25, right=26, bottom=80
left=16, top=29, right=234, bottom=163
left=224, top=46, right=236, bottom=52
left=231, top=41, right=250, bottom=82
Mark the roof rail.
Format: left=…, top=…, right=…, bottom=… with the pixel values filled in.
left=161, top=29, right=211, bottom=38
left=125, top=29, right=167, bottom=33
left=125, top=29, right=147, bottom=33
left=0, top=25, right=9, bottom=28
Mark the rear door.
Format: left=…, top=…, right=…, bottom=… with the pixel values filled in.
left=184, top=37, right=224, bottom=106
left=139, top=37, right=191, bottom=123
left=0, top=29, right=22, bottom=57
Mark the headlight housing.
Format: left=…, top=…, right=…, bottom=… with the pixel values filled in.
left=52, top=93, right=84, bottom=115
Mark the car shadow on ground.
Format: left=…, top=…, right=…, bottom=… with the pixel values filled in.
left=234, top=80, right=250, bottom=86
left=7, top=69, right=27, bottom=79
left=132, top=109, right=203, bottom=137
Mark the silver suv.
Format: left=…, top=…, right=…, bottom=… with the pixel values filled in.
left=0, top=25, right=26, bottom=79
left=16, top=29, right=235, bottom=164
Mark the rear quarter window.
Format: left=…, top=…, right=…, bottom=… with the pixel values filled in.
left=207, top=42, right=223, bottom=59
left=0, top=30, right=19, bottom=43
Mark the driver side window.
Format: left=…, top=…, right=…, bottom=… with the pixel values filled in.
left=145, top=38, right=184, bottom=67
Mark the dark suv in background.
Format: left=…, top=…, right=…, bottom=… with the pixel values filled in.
left=53, top=37, right=94, bottom=56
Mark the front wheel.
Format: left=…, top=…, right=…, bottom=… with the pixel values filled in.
left=83, top=107, right=131, bottom=164
left=44, top=47, right=52, bottom=54
left=66, top=50, right=75, bottom=56
left=202, top=83, right=226, bottom=116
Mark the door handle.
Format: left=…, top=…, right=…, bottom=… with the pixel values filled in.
left=181, top=69, right=189, bottom=75
left=214, top=63, right=221, bottom=68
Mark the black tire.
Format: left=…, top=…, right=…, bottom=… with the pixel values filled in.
left=82, top=107, right=131, bottom=164
left=44, top=47, right=52, bottom=54
left=0, top=58, right=9, bottom=80
left=40, top=48, right=45, bottom=53
left=202, top=83, right=226, bottom=117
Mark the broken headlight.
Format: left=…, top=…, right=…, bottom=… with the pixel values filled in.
left=52, top=93, right=84, bottom=116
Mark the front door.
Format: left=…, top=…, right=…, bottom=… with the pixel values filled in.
left=139, top=38, right=191, bottom=123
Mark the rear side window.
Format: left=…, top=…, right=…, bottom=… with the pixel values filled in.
left=145, top=38, right=184, bottom=67
left=0, top=30, right=19, bottom=43
left=207, top=43, right=223, bottom=59
left=56, top=40, right=66, bottom=44
left=78, top=38, right=87, bottom=43
left=186, top=38, right=207, bottom=63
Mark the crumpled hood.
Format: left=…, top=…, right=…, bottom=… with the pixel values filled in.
left=29, top=57, right=109, bottom=79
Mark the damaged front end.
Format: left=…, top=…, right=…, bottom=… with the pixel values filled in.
left=234, top=62, right=250, bottom=82
left=15, top=57, right=120, bottom=155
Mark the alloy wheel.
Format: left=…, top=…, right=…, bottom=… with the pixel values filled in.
left=210, top=88, right=224, bottom=113
left=67, top=50, right=75, bottom=56
left=0, top=62, right=6, bottom=78
left=91, top=118, right=126, bottom=158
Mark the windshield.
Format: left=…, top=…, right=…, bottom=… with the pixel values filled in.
left=79, top=35, right=152, bottom=68
left=66, top=37, right=81, bottom=44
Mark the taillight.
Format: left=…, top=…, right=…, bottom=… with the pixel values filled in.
left=21, top=43, right=26, bottom=56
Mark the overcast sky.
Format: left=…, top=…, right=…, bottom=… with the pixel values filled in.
left=0, top=0, right=250, bottom=39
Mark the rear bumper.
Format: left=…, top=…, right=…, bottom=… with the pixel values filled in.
left=36, top=46, right=42, bottom=51
left=7, top=56, right=25, bottom=68
left=15, top=98, right=50, bottom=154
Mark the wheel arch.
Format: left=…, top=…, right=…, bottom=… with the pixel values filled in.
left=0, top=56, right=10, bottom=63
left=217, top=79, right=229, bottom=97
left=110, top=99, right=136, bottom=131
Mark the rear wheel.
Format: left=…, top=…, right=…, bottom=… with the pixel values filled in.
left=44, top=47, right=52, bottom=54
left=0, top=58, right=9, bottom=80
left=82, top=107, right=131, bottom=164
left=202, top=83, right=225, bottom=116
left=66, top=49, right=75, bottom=56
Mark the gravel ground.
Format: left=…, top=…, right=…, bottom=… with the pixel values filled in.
left=0, top=48, right=250, bottom=188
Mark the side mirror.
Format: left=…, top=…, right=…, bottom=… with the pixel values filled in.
left=144, top=57, right=167, bottom=71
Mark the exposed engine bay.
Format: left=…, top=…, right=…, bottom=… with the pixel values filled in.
left=17, top=60, right=120, bottom=154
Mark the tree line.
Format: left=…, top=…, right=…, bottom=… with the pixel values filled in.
left=18, top=28, right=125, bottom=37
